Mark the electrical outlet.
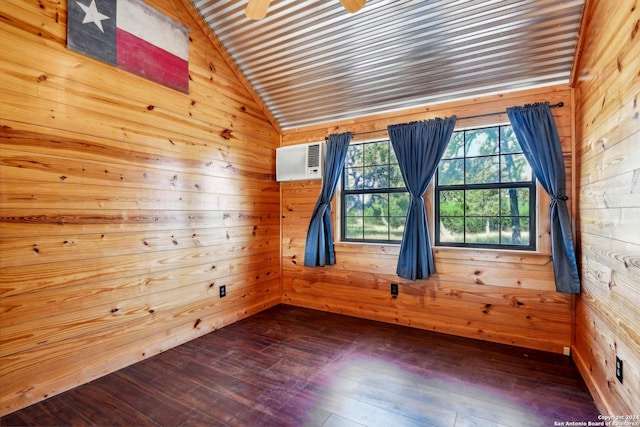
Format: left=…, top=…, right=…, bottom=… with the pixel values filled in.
left=615, top=356, right=623, bottom=383
left=219, top=285, right=226, bottom=298
left=390, top=283, right=399, bottom=297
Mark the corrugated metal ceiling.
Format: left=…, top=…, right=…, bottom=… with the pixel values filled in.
left=190, top=0, right=585, bottom=129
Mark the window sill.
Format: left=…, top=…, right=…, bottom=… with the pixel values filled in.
left=433, top=245, right=552, bottom=266
left=334, top=241, right=401, bottom=256
left=334, top=241, right=551, bottom=266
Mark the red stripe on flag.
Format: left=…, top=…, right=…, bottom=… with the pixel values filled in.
left=116, top=28, right=189, bottom=93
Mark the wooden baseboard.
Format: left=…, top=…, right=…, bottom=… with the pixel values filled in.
left=572, top=344, right=608, bottom=416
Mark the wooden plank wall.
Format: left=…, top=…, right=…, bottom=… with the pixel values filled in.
left=573, top=0, right=640, bottom=415
left=281, top=86, right=576, bottom=355
left=0, top=0, right=281, bottom=416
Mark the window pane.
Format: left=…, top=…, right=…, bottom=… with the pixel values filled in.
left=466, top=127, right=498, bottom=156
left=438, top=159, right=464, bottom=185
left=390, top=147, right=400, bottom=163
left=443, top=131, right=464, bottom=159
left=465, top=156, right=499, bottom=184
left=364, top=217, right=388, bottom=240
left=389, top=192, right=409, bottom=216
left=466, top=189, right=499, bottom=216
left=440, top=217, right=464, bottom=243
left=345, top=216, right=363, bottom=239
left=346, top=144, right=363, bottom=167
left=465, top=217, right=500, bottom=244
left=390, top=164, right=404, bottom=187
left=501, top=217, right=530, bottom=246
left=364, top=141, right=389, bottom=165
left=389, top=216, right=405, bottom=240
left=500, top=188, right=529, bottom=216
left=345, top=194, right=363, bottom=216
left=439, top=190, right=464, bottom=217
left=344, top=167, right=363, bottom=190
left=364, top=166, right=389, bottom=189
left=363, top=193, right=388, bottom=216
left=500, top=126, right=521, bottom=154
left=501, top=153, right=532, bottom=182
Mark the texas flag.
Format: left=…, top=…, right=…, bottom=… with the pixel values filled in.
left=67, top=0, right=190, bottom=93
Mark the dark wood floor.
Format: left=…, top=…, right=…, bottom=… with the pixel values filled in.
left=2, top=304, right=600, bottom=427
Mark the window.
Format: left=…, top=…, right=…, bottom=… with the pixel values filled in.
left=339, top=125, right=536, bottom=249
left=341, top=140, right=409, bottom=243
left=435, top=125, right=536, bottom=250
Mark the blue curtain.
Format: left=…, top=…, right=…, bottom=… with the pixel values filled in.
left=388, top=117, right=457, bottom=280
left=507, top=102, right=580, bottom=294
left=304, top=132, right=352, bottom=267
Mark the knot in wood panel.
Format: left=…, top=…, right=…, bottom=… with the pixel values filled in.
left=220, top=129, right=233, bottom=140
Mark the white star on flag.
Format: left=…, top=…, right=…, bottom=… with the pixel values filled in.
left=76, top=0, right=110, bottom=33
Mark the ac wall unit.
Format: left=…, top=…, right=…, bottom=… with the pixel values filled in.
left=276, top=142, right=326, bottom=182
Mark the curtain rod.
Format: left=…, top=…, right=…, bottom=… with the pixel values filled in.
left=325, top=101, right=564, bottom=139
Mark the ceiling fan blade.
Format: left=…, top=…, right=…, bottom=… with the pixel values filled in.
left=245, top=0, right=270, bottom=20
left=339, top=0, right=366, bottom=13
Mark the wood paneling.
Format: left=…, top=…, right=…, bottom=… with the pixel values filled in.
left=281, top=86, right=576, bottom=355
left=573, top=0, right=640, bottom=415
left=0, top=0, right=280, bottom=416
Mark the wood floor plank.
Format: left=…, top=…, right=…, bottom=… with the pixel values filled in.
left=0, top=304, right=600, bottom=427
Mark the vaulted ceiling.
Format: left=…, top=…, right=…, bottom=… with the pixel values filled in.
left=191, top=0, right=585, bottom=130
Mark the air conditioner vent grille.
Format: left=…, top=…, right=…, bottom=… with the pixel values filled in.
left=307, top=144, right=320, bottom=168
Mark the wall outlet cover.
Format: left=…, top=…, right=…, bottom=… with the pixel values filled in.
left=615, top=356, right=623, bottom=383
left=390, top=283, right=399, bottom=297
